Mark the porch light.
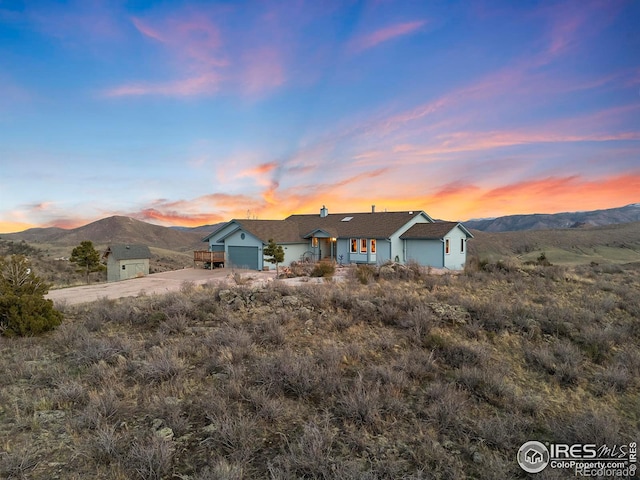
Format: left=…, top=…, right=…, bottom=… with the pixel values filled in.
left=331, top=237, right=337, bottom=242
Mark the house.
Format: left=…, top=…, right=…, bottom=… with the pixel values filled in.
left=202, top=206, right=473, bottom=271
left=104, top=244, right=151, bottom=282
left=525, top=449, right=543, bottom=464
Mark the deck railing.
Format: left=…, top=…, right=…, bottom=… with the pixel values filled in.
left=193, top=251, right=225, bottom=268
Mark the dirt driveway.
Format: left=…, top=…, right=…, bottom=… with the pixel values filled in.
left=46, top=268, right=276, bottom=306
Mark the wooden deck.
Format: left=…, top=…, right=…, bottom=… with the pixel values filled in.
left=193, top=251, right=225, bottom=269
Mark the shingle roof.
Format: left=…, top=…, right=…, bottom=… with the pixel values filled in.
left=204, top=210, right=444, bottom=244
left=231, top=219, right=302, bottom=244
left=400, top=222, right=473, bottom=239
left=104, top=244, right=151, bottom=260
left=286, top=211, right=432, bottom=239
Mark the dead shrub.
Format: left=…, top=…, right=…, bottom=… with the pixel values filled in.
left=71, top=334, right=130, bottom=367
left=592, top=365, right=633, bottom=395
left=89, top=424, right=122, bottom=466
left=138, top=347, right=186, bottom=383
left=203, top=413, right=262, bottom=464
left=54, top=379, right=88, bottom=408
left=353, top=264, right=376, bottom=284
left=269, top=418, right=336, bottom=479
left=423, top=382, right=470, bottom=436
left=252, top=317, right=286, bottom=346
left=335, top=374, right=383, bottom=430
left=454, top=365, right=515, bottom=407
left=158, top=312, right=189, bottom=335
left=126, top=434, right=175, bottom=480
left=0, top=447, right=39, bottom=479
left=525, top=340, right=583, bottom=386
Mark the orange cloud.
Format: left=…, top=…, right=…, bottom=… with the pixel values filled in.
left=138, top=208, right=224, bottom=227
left=239, top=161, right=278, bottom=177
left=349, top=20, right=426, bottom=53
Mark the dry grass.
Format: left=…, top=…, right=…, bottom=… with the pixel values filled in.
left=1, top=261, right=639, bottom=478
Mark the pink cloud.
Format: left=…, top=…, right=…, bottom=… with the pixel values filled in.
left=349, top=20, right=426, bottom=53
left=240, top=47, right=286, bottom=95
left=109, top=8, right=289, bottom=98
left=105, top=73, right=220, bottom=97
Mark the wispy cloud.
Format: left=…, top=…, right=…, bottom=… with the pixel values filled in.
left=105, top=73, right=221, bottom=97
left=107, top=6, right=290, bottom=98
left=349, top=20, right=426, bottom=53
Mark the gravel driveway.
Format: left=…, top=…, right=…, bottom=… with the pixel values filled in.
left=46, top=267, right=276, bottom=306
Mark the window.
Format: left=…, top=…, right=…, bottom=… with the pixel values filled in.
left=445, top=239, right=450, bottom=254
left=360, top=238, right=367, bottom=253
left=460, top=238, right=465, bottom=253
left=350, top=238, right=357, bottom=253
left=312, top=237, right=318, bottom=247
left=370, top=239, right=376, bottom=253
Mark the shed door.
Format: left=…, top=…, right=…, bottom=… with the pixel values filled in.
left=228, top=246, right=259, bottom=270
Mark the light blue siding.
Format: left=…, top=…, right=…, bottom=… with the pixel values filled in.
left=280, top=243, right=309, bottom=266
left=405, top=240, right=444, bottom=267
left=225, top=230, right=263, bottom=270
left=389, top=212, right=433, bottom=263
left=376, top=239, right=391, bottom=264
left=444, top=228, right=468, bottom=270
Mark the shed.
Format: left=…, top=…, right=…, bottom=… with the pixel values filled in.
left=104, top=244, right=152, bottom=282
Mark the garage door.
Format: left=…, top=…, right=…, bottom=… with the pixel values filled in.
left=228, top=246, right=259, bottom=270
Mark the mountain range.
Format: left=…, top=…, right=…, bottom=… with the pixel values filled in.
left=463, top=203, right=640, bottom=232
left=0, top=216, right=210, bottom=252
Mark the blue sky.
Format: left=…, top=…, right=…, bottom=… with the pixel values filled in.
left=0, top=0, right=638, bottom=231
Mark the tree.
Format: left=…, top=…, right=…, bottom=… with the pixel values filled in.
left=263, top=238, right=285, bottom=277
left=0, top=255, right=63, bottom=336
left=70, top=240, right=104, bottom=284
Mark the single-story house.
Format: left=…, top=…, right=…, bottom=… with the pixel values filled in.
left=104, top=244, right=152, bottom=282
left=202, top=206, right=473, bottom=271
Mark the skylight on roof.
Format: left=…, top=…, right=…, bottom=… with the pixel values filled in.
left=341, top=216, right=353, bottom=222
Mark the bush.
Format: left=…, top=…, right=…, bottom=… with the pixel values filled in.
left=0, top=255, right=63, bottom=336
left=353, top=264, right=376, bottom=284
left=310, top=260, right=335, bottom=278
left=0, top=293, right=63, bottom=336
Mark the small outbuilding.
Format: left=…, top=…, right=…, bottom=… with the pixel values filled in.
left=104, top=244, right=151, bottom=282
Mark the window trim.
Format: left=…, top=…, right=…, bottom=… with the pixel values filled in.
left=360, top=238, right=367, bottom=253
left=350, top=238, right=357, bottom=253
left=445, top=238, right=450, bottom=255
left=370, top=239, right=376, bottom=254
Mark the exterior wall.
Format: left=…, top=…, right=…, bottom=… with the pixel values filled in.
left=405, top=240, right=444, bottom=268
left=443, top=228, right=468, bottom=270
left=280, top=243, right=309, bottom=267
left=206, top=223, right=241, bottom=250
left=224, top=230, right=263, bottom=270
left=107, top=257, right=119, bottom=282
left=335, top=239, right=350, bottom=265
left=376, top=239, right=392, bottom=264
left=390, top=213, right=433, bottom=263
left=107, top=258, right=149, bottom=281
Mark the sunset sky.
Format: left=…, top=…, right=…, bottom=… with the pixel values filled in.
left=1, top=0, right=639, bottom=232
